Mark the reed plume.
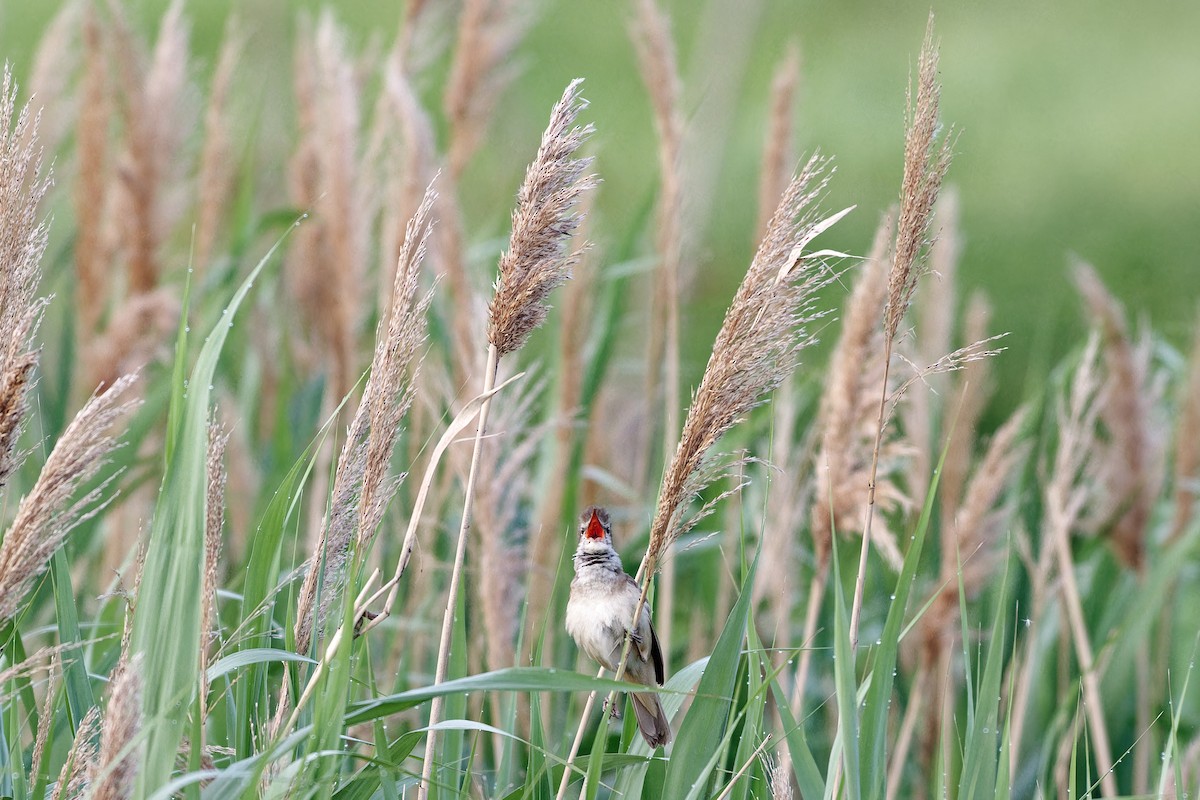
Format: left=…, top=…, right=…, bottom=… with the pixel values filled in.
left=89, top=655, right=143, bottom=800
left=112, top=0, right=194, bottom=295
left=194, top=15, right=244, bottom=271
left=487, top=81, right=596, bottom=358
left=200, top=419, right=228, bottom=729
left=631, top=0, right=687, bottom=670
left=647, top=152, right=842, bottom=577
left=905, top=189, right=961, bottom=498
left=850, top=14, right=953, bottom=646
left=30, top=656, right=58, bottom=790
left=84, top=288, right=179, bottom=391
left=757, top=43, right=801, bottom=239
left=444, top=0, right=532, bottom=178
left=884, top=19, right=954, bottom=347
left=23, top=0, right=81, bottom=165
left=423, top=79, right=595, bottom=799
left=811, top=214, right=907, bottom=572
left=473, top=372, right=546, bottom=673
left=0, top=68, right=51, bottom=490
left=294, top=186, right=434, bottom=654
left=286, top=11, right=367, bottom=398
left=52, top=705, right=100, bottom=800
left=74, top=4, right=112, bottom=337
left=0, top=375, right=140, bottom=622
left=378, top=53, right=437, bottom=309
left=1073, top=262, right=1165, bottom=570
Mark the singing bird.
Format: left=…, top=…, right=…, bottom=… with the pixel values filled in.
left=565, top=506, right=671, bottom=748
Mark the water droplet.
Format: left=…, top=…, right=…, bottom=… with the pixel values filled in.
left=983, top=727, right=989, bottom=734
left=875, top=639, right=882, bottom=646
left=185, top=326, right=190, bottom=332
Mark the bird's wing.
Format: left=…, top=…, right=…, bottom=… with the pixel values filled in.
left=622, top=575, right=663, bottom=683
left=649, top=619, right=665, bottom=685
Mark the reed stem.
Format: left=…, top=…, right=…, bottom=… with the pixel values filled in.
left=418, top=342, right=499, bottom=798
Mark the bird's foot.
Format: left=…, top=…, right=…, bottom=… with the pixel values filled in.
left=602, top=696, right=622, bottom=720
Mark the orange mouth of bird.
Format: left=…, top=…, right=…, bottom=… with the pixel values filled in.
left=585, top=511, right=605, bottom=540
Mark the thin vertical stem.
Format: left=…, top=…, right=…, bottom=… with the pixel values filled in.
left=849, top=337, right=894, bottom=648
left=418, top=343, right=499, bottom=799
left=1049, top=503, right=1118, bottom=796
left=658, top=244, right=681, bottom=674
left=789, top=559, right=829, bottom=716
left=553, top=666, right=605, bottom=800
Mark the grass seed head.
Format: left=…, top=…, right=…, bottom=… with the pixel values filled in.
left=487, top=79, right=597, bottom=359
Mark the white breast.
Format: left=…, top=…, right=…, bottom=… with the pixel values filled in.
left=566, top=575, right=645, bottom=671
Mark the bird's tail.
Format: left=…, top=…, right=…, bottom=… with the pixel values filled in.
left=631, top=691, right=671, bottom=748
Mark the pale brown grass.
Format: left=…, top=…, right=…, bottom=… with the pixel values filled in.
left=444, top=0, right=532, bottom=179
left=0, top=68, right=51, bottom=489
left=1074, top=261, right=1166, bottom=569
left=89, top=655, right=143, bottom=800
left=294, top=185, right=434, bottom=653
left=0, top=375, right=140, bottom=622
left=647, top=153, right=842, bottom=573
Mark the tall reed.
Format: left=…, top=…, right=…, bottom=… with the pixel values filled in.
left=631, top=0, right=687, bottom=674
left=294, top=185, right=435, bottom=655
left=420, top=79, right=595, bottom=798
left=849, top=15, right=953, bottom=647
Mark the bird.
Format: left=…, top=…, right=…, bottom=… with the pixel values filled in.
left=564, top=506, right=671, bottom=748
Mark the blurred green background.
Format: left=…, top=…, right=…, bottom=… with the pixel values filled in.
left=2, top=0, right=1197, bottom=413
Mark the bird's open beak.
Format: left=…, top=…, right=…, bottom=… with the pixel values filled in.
left=584, top=510, right=605, bottom=540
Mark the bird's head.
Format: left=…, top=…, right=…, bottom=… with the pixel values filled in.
left=576, top=506, right=614, bottom=553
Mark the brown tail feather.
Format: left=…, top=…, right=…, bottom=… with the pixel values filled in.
left=631, top=692, right=671, bottom=748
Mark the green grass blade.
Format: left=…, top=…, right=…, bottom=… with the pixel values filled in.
left=830, top=535, right=861, bottom=800
left=205, top=649, right=316, bottom=683
left=132, top=233, right=289, bottom=798
left=768, top=672, right=824, bottom=799
left=727, top=624, right=768, bottom=800
left=51, top=549, right=94, bottom=730
left=1156, top=635, right=1198, bottom=798
left=345, top=668, right=657, bottom=726
left=860, top=448, right=944, bottom=799
left=958, top=557, right=1010, bottom=800
left=661, top=550, right=759, bottom=799
left=612, top=656, right=709, bottom=797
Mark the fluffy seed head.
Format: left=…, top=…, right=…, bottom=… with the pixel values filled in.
left=487, top=79, right=596, bottom=358
left=647, top=154, right=845, bottom=568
